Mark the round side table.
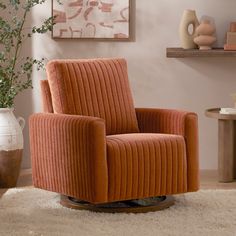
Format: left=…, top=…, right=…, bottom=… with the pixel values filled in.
left=205, top=108, right=236, bottom=182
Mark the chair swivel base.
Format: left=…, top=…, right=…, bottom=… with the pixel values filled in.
left=60, top=195, right=175, bottom=213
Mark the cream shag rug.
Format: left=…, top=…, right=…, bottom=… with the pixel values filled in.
left=0, top=188, right=236, bottom=236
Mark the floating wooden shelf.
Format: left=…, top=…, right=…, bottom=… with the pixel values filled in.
left=166, top=47, right=236, bottom=58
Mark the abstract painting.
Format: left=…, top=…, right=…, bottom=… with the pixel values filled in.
left=52, top=0, right=130, bottom=39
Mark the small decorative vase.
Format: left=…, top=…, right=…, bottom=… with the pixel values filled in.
left=194, top=20, right=216, bottom=50
left=0, top=108, right=25, bottom=188
left=179, top=9, right=199, bottom=49
left=230, top=22, right=236, bottom=32
left=231, top=94, right=236, bottom=108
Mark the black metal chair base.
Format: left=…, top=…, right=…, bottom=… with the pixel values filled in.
left=60, top=195, right=175, bottom=213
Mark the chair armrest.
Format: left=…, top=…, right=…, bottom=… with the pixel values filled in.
left=135, top=108, right=196, bottom=135
left=136, top=108, right=199, bottom=191
left=29, top=113, right=108, bottom=203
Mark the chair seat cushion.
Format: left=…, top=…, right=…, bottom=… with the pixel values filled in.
left=106, top=133, right=187, bottom=202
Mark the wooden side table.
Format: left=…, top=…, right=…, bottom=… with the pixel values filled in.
left=205, top=108, right=236, bottom=182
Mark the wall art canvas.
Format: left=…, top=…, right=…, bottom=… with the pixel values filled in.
left=52, top=0, right=130, bottom=39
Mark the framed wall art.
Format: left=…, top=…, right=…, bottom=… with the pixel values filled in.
left=52, top=0, right=130, bottom=40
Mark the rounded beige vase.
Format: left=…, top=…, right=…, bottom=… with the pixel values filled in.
left=231, top=94, right=236, bottom=108
left=194, top=20, right=216, bottom=50
left=179, top=9, right=199, bottom=49
left=0, top=108, right=25, bottom=188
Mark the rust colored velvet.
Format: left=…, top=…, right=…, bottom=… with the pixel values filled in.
left=40, top=80, right=53, bottom=113
left=106, top=133, right=187, bottom=202
left=29, top=58, right=199, bottom=204
left=29, top=113, right=108, bottom=203
left=135, top=108, right=199, bottom=192
left=46, top=58, right=139, bottom=135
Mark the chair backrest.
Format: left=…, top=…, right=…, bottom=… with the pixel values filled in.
left=46, top=58, right=139, bottom=135
left=40, top=80, right=54, bottom=113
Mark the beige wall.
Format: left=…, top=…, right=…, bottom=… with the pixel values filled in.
left=16, top=0, right=236, bottom=169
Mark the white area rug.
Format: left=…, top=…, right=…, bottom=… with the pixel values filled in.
left=0, top=188, right=236, bottom=236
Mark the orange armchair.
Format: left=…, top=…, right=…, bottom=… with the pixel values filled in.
left=29, top=58, right=199, bottom=205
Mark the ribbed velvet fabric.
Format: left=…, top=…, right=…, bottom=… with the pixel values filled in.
left=40, top=80, right=54, bottom=113
left=29, top=113, right=108, bottom=203
left=46, top=58, right=139, bottom=135
left=135, top=108, right=199, bottom=191
left=29, top=58, right=199, bottom=204
left=106, top=133, right=187, bottom=202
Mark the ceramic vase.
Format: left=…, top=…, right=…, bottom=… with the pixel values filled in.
left=230, top=22, right=236, bottom=32
left=194, top=20, right=216, bottom=50
left=179, top=9, right=199, bottom=49
left=231, top=94, right=236, bottom=108
left=0, top=108, right=25, bottom=188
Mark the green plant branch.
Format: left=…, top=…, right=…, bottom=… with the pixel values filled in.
left=0, top=0, right=60, bottom=108
left=9, top=6, right=28, bottom=87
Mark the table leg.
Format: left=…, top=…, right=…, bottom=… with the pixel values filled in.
left=218, top=120, right=235, bottom=182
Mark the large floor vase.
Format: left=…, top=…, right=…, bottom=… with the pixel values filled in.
left=0, top=108, right=25, bottom=188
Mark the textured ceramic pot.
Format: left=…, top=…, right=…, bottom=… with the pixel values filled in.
left=0, top=108, right=25, bottom=188
left=179, top=9, right=199, bottom=49
left=194, top=20, right=216, bottom=50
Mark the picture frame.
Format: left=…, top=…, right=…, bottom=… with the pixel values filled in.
left=52, top=0, right=131, bottom=40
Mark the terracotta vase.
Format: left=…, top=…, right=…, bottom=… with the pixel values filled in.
left=194, top=20, right=216, bottom=50
left=0, top=108, right=25, bottom=188
left=179, top=9, right=199, bottom=49
left=230, top=22, right=236, bottom=32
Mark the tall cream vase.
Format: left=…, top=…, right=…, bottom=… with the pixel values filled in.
left=0, top=108, right=25, bottom=188
left=179, top=10, right=199, bottom=49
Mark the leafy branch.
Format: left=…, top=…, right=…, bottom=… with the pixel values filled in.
left=0, top=0, right=60, bottom=108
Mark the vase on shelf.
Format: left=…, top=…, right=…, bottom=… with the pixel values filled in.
left=179, top=9, right=199, bottom=49
left=224, top=22, right=236, bottom=51
left=0, top=108, right=25, bottom=188
left=194, top=20, right=216, bottom=50
left=231, top=94, right=236, bottom=108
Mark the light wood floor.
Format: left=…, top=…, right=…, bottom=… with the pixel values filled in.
left=1, top=169, right=236, bottom=197
left=200, top=170, right=236, bottom=189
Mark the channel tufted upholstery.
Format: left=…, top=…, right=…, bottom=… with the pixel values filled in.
left=46, top=59, right=139, bottom=135
left=29, top=58, right=199, bottom=204
left=106, top=133, right=187, bottom=202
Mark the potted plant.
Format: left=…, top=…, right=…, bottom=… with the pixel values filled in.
left=0, top=0, right=56, bottom=187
